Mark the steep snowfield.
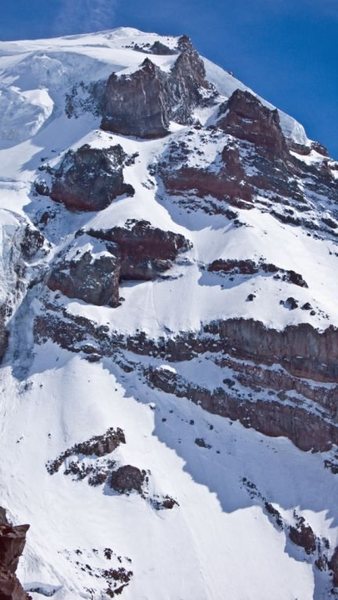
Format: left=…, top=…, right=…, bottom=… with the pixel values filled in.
left=0, top=28, right=337, bottom=600
left=2, top=346, right=338, bottom=600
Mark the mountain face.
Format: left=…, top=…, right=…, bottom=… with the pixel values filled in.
left=0, top=27, right=337, bottom=600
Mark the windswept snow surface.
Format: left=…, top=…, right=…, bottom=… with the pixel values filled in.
left=0, top=28, right=337, bottom=600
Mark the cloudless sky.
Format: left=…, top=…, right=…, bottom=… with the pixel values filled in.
left=1, top=0, right=337, bottom=157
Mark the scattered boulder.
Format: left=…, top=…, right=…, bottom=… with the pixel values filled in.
left=194, top=437, right=211, bottom=449
left=110, top=465, right=146, bottom=494
left=47, top=427, right=126, bottom=475
left=285, top=297, right=299, bottom=310
left=151, top=495, right=179, bottom=510
left=50, top=144, right=134, bottom=212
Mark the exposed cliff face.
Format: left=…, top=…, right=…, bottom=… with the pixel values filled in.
left=157, top=90, right=338, bottom=236
left=205, top=319, right=338, bottom=383
left=32, top=301, right=338, bottom=455
left=167, top=37, right=216, bottom=124
left=218, top=89, right=288, bottom=157
left=0, top=510, right=30, bottom=600
left=47, top=239, right=121, bottom=307
left=101, top=35, right=216, bottom=138
left=46, top=222, right=192, bottom=306
left=329, top=547, right=338, bottom=588
left=0, top=215, right=45, bottom=361
left=50, top=144, right=135, bottom=211
left=101, top=59, right=170, bottom=138
left=87, top=219, right=192, bottom=280
left=147, top=366, right=338, bottom=453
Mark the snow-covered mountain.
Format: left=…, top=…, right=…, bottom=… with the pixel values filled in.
left=0, top=27, right=337, bottom=600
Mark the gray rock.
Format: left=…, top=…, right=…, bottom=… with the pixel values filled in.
left=101, top=59, right=170, bottom=138
left=101, top=37, right=217, bottom=139
left=110, top=465, right=146, bottom=494
left=50, top=144, right=134, bottom=212
left=47, top=238, right=121, bottom=307
left=87, top=219, right=192, bottom=280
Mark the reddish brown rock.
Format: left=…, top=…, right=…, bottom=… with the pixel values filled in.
left=162, top=165, right=253, bottom=209
left=208, top=259, right=308, bottom=287
left=147, top=366, right=338, bottom=452
left=329, top=547, right=338, bottom=587
left=0, top=524, right=29, bottom=575
left=217, top=356, right=338, bottom=419
left=205, top=319, right=338, bottom=383
left=218, top=90, right=288, bottom=157
left=0, top=513, right=30, bottom=600
left=88, top=220, right=192, bottom=280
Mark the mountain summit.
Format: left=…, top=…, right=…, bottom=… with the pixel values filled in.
left=0, top=28, right=337, bottom=600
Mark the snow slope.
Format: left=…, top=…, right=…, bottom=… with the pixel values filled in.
left=0, top=28, right=337, bottom=600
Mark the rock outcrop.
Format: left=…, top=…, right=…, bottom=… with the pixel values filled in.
left=208, top=259, right=308, bottom=288
left=110, top=466, right=146, bottom=494
left=101, top=59, right=170, bottom=138
left=329, top=547, right=338, bottom=587
left=47, top=427, right=126, bottom=475
left=101, top=36, right=216, bottom=138
left=167, top=36, right=215, bottom=125
left=50, top=144, right=134, bottom=212
left=88, top=219, right=192, bottom=280
left=158, top=129, right=254, bottom=210
left=47, top=237, right=121, bottom=307
left=0, top=310, right=9, bottom=363
left=158, top=91, right=337, bottom=234
left=147, top=365, right=338, bottom=453
left=46, top=223, right=191, bottom=306
left=218, top=90, right=288, bottom=157
left=205, top=319, right=338, bottom=383
left=0, top=509, right=30, bottom=600
left=289, top=519, right=317, bottom=555
left=159, top=89, right=296, bottom=211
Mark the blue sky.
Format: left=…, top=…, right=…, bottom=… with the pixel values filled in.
left=1, top=0, right=337, bottom=157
